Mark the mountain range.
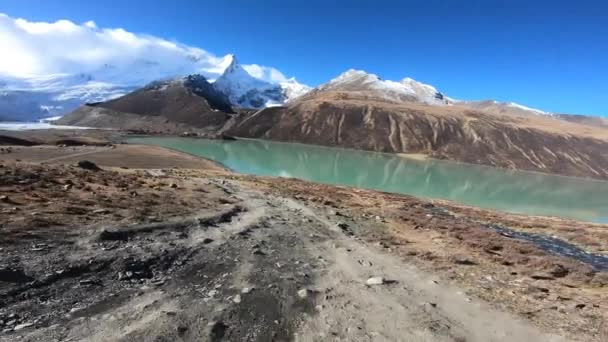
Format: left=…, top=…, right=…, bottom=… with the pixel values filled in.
left=3, top=47, right=606, bottom=180
left=57, top=64, right=608, bottom=180
left=0, top=54, right=310, bottom=121
left=2, top=51, right=570, bottom=123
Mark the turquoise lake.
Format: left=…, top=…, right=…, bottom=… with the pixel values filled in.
left=127, top=137, right=608, bottom=223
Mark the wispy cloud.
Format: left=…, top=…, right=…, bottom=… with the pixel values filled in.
left=0, top=13, right=290, bottom=84
left=243, top=64, right=289, bottom=83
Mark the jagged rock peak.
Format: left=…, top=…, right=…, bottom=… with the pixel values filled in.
left=222, top=54, right=241, bottom=73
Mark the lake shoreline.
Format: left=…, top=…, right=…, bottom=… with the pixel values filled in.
left=126, top=135, right=608, bottom=224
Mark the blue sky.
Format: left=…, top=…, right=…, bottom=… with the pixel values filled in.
left=1, top=0, right=607, bottom=115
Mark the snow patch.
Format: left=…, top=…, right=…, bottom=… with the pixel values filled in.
left=318, top=69, right=447, bottom=105
left=506, top=102, right=550, bottom=115
left=0, top=121, right=93, bottom=131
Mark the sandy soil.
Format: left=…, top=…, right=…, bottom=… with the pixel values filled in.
left=1, top=141, right=606, bottom=341
left=0, top=144, right=224, bottom=170
left=0, top=129, right=122, bottom=146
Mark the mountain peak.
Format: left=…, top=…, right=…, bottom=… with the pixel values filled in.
left=223, top=54, right=241, bottom=74
left=334, top=69, right=380, bottom=82
left=216, top=56, right=269, bottom=88
left=399, top=77, right=445, bottom=102
left=400, top=77, right=437, bottom=91
left=214, top=56, right=284, bottom=108
left=184, top=73, right=209, bottom=83
left=316, top=69, right=383, bottom=92
left=211, top=55, right=311, bottom=109
left=314, top=70, right=450, bottom=105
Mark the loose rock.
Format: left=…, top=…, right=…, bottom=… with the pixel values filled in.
left=453, top=257, right=478, bottom=266
left=297, top=289, right=310, bottom=298
left=76, top=160, right=101, bottom=171
left=14, top=322, right=34, bottom=331
left=366, top=277, right=385, bottom=286
left=252, top=248, right=265, bottom=256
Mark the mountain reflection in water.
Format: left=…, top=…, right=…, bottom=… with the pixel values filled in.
left=127, top=137, right=608, bottom=223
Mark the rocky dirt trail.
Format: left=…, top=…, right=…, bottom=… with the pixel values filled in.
left=1, top=176, right=571, bottom=342
left=281, top=198, right=567, bottom=342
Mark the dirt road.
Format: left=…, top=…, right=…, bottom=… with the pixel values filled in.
left=1, top=176, right=568, bottom=341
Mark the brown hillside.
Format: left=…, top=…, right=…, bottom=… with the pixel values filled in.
left=226, top=92, right=608, bottom=179
left=58, top=75, right=233, bottom=131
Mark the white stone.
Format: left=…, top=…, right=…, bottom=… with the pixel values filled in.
left=14, top=323, right=33, bottom=331
left=366, top=277, right=385, bottom=286
left=297, top=289, right=309, bottom=298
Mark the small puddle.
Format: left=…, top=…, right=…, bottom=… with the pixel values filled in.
left=484, top=223, right=608, bottom=271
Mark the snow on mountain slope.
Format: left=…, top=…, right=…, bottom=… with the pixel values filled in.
left=315, top=69, right=448, bottom=105
left=213, top=55, right=310, bottom=108
left=0, top=54, right=311, bottom=121
left=312, top=70, right=554, bottom=118
left=400, top=77, right=448, bottom=103
left=504, top=102, right=549, bottom=115
left=280, top=78, right=312, bottom=101
left=0, top=73, right=136, bottom=121
left=459, top=100, right=552, bottom=117
left=0, top=53, right=549, bottom=121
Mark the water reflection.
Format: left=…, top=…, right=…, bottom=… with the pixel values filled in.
left=128, top=137, right=608, bottom=223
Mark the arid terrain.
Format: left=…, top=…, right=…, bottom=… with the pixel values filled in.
left=1, top=130, right=606, bottom=341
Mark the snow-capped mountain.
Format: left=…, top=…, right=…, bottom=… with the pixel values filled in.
left=0, top=54, right=310, bottom=121
left=310, top=69, right=554, bottom=117
left=1, top=57, right=555, bottom=122
left=213, top=55, right=310, bottom=108
left=312, top=69, right=449, bottom=105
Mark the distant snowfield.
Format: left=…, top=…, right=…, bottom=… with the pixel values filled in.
left=0, top=121, right=92, bottom=131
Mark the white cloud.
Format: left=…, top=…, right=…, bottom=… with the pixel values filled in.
left=243, top=64, right=289, bottom=83
left=0, top=13, right=292, bottom=85
left=84, top=21, right=97, bottom=29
